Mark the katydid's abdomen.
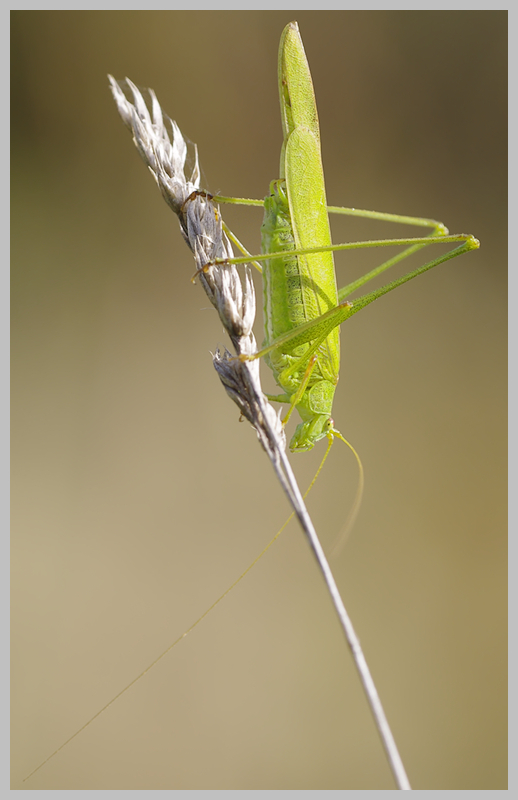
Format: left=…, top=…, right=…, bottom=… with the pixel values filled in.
left=261, top=178, right=339, bottom=452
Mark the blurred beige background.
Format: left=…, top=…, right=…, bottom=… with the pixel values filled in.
left=12, top=10, right=506, bottom=790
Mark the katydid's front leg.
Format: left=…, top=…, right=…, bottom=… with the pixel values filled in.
left=327, top=204, right=469, bottom=300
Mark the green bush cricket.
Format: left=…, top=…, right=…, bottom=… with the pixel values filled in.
left=209, top=21, right=478, bottom=455
left=24, top=19, right=480, bottom=786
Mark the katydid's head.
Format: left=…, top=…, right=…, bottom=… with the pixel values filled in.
left=289, top=414, right=334, bottom=453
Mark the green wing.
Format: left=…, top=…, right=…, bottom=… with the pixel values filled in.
left=279, top=22, right=340, bottom=383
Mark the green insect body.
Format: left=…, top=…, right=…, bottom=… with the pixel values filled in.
left=21, top=23, right=482, bottom=786
left=203, top=22, right=478, bottom=453
left=261, top=179, right=338, bottom=451
left=260, top=23, right=342, bottom=452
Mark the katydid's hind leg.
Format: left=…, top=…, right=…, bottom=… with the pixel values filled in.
left=325, top=203, right=448, bottom=236
left=341, top=236, right=479, bottom=319
left=324, top=203, right=475, bottom=300
left=243, top=229, right=477, bottom=369
left=326, top=204, right=449, bottom=301
left=241, top=298, right=353, bottom=367
left=336, top=241, right=433, bottom=302
left=335, top=231, right=478, bottom=301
